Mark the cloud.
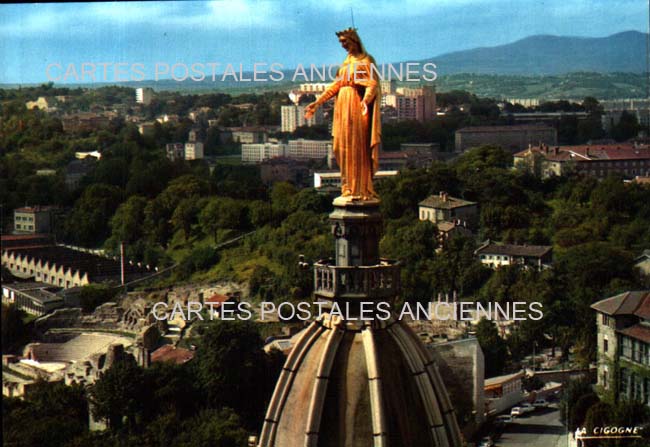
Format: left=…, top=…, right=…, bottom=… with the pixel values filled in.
left=0, top=1, right=291, bottom=36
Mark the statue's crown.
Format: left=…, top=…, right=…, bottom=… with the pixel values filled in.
left=335, top=27, right=358, bottom=38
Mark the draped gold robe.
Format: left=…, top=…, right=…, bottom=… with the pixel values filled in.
left=316, top=54, right=381, bottom=200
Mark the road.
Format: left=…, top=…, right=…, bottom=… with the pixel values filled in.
left=495, top=404, right=568, bottom=447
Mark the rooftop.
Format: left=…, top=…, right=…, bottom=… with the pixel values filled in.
left=3, top=245, right=149, bottom=280
left=590, top=291, right=650, bottom=317
left=14, top=206, right=58, bottom=213
left=514, top=144, right=650, bottom=162
left=475, top=242, right=552, bottom=258
left=151, top=345, right=195, bottom=365
left=419, top=193, right=477, bottom=210
left=618, top=324, right=650, bottom=344
left=457, top=125, right=553, bottom=133
left=484, top=370, right=525, bottom=387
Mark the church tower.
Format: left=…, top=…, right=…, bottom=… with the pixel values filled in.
left=258, top=200, right=463, bottom=447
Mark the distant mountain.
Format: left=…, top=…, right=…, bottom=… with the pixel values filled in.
left=422, top=31, right=647, bottom=75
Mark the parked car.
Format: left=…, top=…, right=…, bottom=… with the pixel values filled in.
left=510, top=407, right=523, bottom=417
left=520, top=403, right=535, bottom=413
left=495, top=415, right=513, bottom=424
left=533, top=398, right=548, bottom=408
left=478, top=436, right=494, bottom=447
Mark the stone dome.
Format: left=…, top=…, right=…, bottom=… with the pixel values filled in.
left=258, top=313, right=462, bottom=447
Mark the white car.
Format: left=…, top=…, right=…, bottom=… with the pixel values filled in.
left=510, top=406, right=523, bottom=417
left=478, top=437, right=494, bottom=447
left=533, top=399, right=548, bottom=408
left=520, top=403, right=535, bottom=413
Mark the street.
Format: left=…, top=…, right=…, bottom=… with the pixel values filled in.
left=495, top=404, right=568, bottom=447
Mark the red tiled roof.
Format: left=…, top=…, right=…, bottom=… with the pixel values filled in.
left=205, top=293, right=230, bottom=304
left=151, top=345, right=194, bottom=364
left=618, top=324, right=650, bottom=344
left=514, top=144, right=650, bottom=162
left=457, top=125, right=552, bottom=133
left=1, top=234, right=51, bottom=241
left=590, top=291, right=650, bottom=316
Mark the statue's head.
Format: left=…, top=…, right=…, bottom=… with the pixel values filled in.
left=336, top=27, right=366, bottom=55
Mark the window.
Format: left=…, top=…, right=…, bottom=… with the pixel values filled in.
left=622, top=337, right=632, bottom=358
left=621, top=368, right=629, bottom=394
left=603, top=337, right=609, bottom=353
left=603, top=369, right=608, bottom=388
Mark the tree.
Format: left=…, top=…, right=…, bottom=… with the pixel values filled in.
left=107, top=195, right=148, bottom=246
left=3, top=381, right=88, bottom=447
left=192, top=320, right=275, bottom=427
left=199, top=197, right=247, bottom=242
left=475, top=318, right=508, bottom=378
left=76, top=284, right=119, bottom=313
left=89, top=357, right=149, bottom=432
left=612, top=111, right=640, bottom=141
left=63, top=183, right=122, bottom=247
left=171, top=198, right=199, bottom=241
left=1, top=303, right=29, bottom=353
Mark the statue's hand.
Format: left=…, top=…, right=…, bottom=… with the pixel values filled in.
left=361, top=100, right=368, bottom=116
left=304, top=102, right=317, bottom=119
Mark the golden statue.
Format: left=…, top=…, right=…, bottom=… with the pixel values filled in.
left=305, top=28, right=381, bottom=202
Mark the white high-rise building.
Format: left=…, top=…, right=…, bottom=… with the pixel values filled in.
left=184, top=142, right=204, bottom=160
left=135, top=88, right=154, bottom=105
left=241, top=142, right=287, bottom=164
left=281, top=105, right=324, bottom=133
left=286, top=139, right=331, bottom=161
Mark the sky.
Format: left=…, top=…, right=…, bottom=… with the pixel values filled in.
left=0, top=0, right=647, bottom=84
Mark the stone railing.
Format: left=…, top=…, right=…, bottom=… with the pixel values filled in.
left=313, top=259, right=400, bottom=300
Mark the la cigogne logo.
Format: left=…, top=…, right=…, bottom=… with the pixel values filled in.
left=575, top=426, right=644, bottom=441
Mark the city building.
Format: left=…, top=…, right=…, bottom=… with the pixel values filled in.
left=241, top=142, right=287, bottom=164
left=25, top=97, right=50, bottom=110
left=475, top=241, right=552, bottom=270
left=484, top=371, right=525, bottom=415
left=65, top=157, right=97, bottom=189
left=135, top=87, right=154, bottom=105
left=313, top=170, right=398, bottom=190
left=13, top=206, right=58, bottom=234
left=166, top=143, right=185, bottom=161
left=455, top=125, right=557, bottom=153
left=74, top=150, right=102, bottom=160
left=61, top=112, right=111, bottom=133
left=2, top=282, right=64, bottom=316
left=419, top=192, right=478, bottom=225
left=377, top=145, right=440, bottom=171
left=635, top=250, right=650, bottom=277
left=286, top=138, right=331, bottom=161
left=281, top=105, right=324, bottom=133
left=601, top=98, right=650, bottom=131
left=299, top=83, right=329, bottom=93
left=137, top=122, right=156, bottom=136
left=429, top=337, right=486, bottom=427
left=436, top=220, right=473, bottom=246
left=591, top=291, right=650, bottom=406
left=395, top=86, right=436, bottom=122
left=227, top=126, right=268, bottom=144
left=260, top=158, right=310, bottom=187
left=513, top=143, right=650, bottom=179
left=506, top=111, right=589, bottom=125
left=184, top=142, right=204, bottom=160
left=2, top=245, right=150, bottom=289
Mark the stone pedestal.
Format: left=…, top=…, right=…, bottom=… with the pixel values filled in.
left=330, top=198, right=382, bottom=267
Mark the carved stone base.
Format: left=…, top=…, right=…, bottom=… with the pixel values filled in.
left=330, top=198, right=382, bottom=267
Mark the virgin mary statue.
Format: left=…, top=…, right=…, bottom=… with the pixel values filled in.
left=305, top=28, right=381, bottom=202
